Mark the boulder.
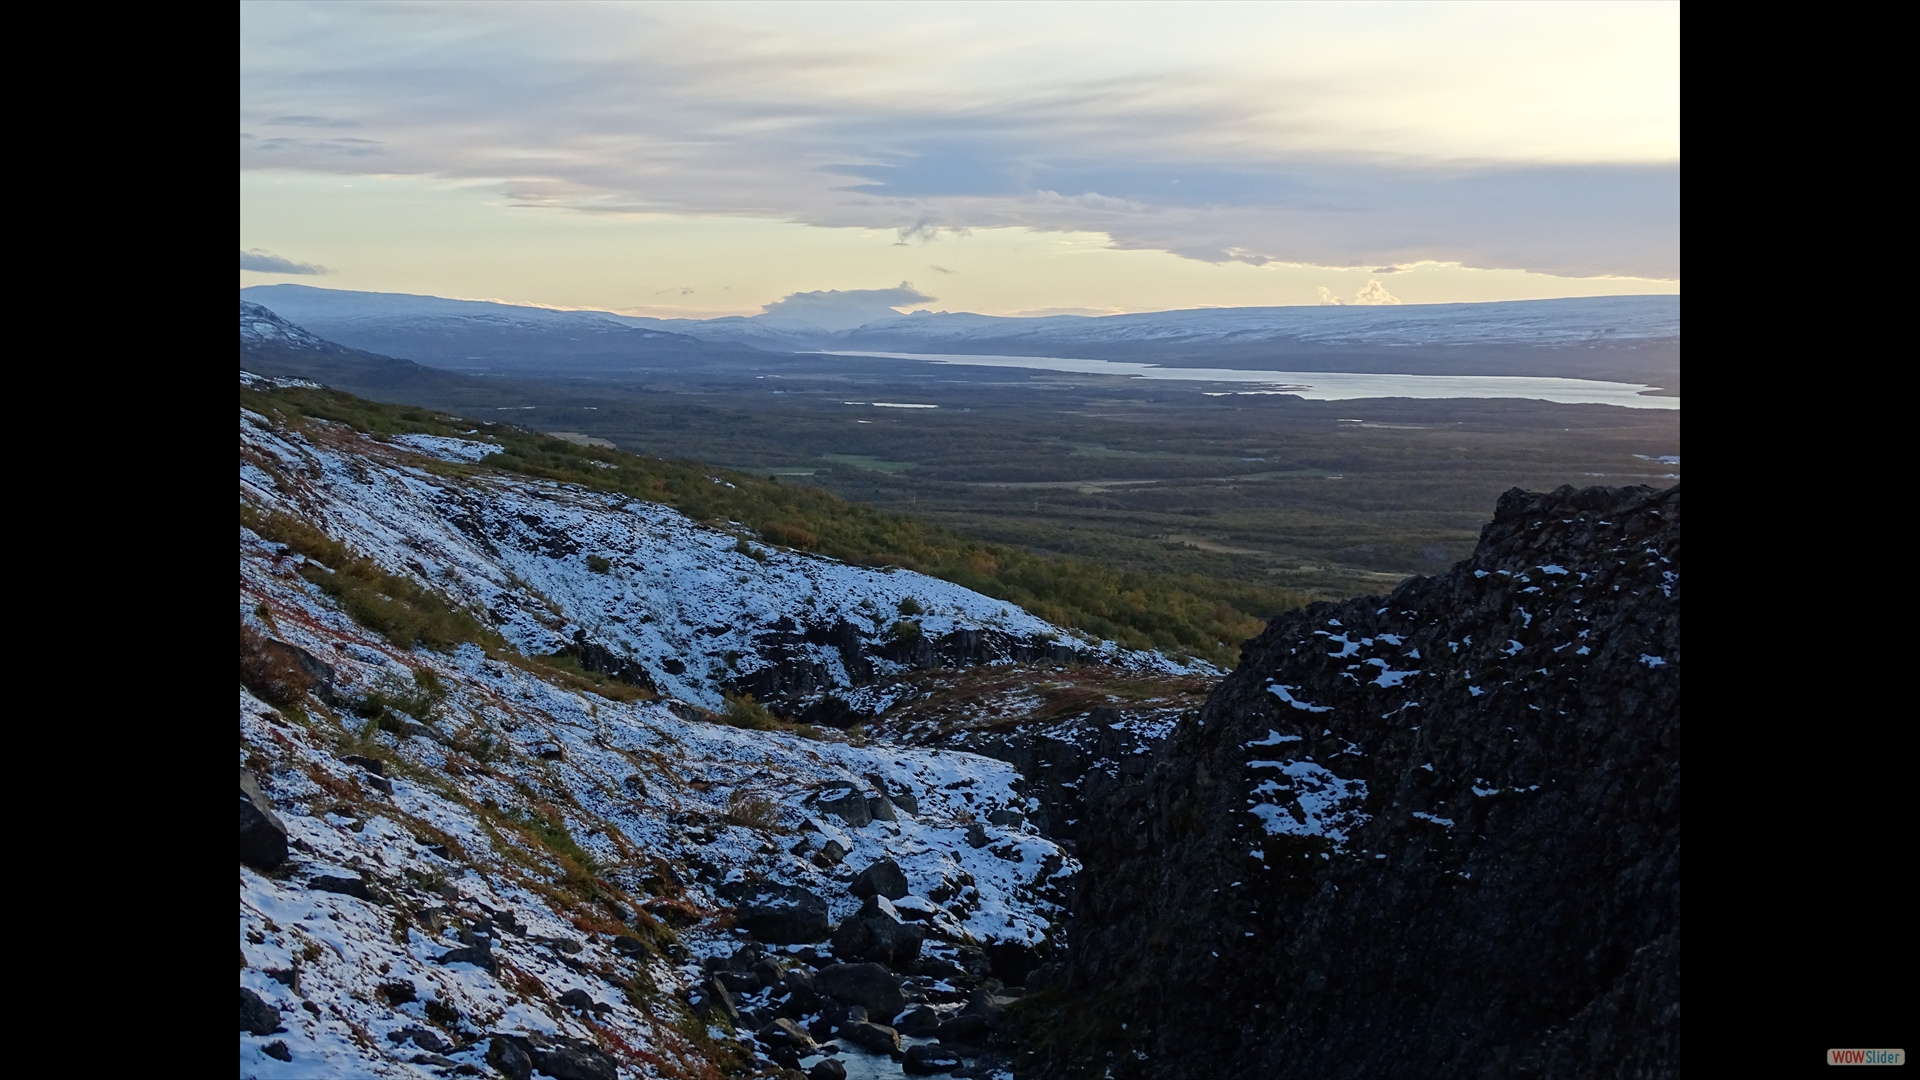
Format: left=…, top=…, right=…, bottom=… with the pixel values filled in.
left=936, top=1013, right=989, bottom=1045
left=611, top=935, right=647, bottom=957
left=986, top=808, right=1024, bottom=828
left=894, top=1005, right=942, bottom=1036
left=756, top=1017, right=820, bottom=1054
left=308, top=875, right=376, bottom=902
left=830, top=911, right=925, bottom=969
left=531, top=1043, right=618, bottom=1080
left=557, top=988, right=610, bottom=1014
left=727, top=883, right=831, bottom=944
left=807, top=1060, right=848, bottom=1080
left=262, top=1041, right=292, bottom=1062
left=435, top=942, right=497, bottom=973
left=819, top=791, right=872, bottom=828
left=964, top=823, right=989, bottom=849
left=239, top=987, right=283, bottom=1035
left=816, top=962, right=906, bottom=1017
left=694, top=977, right=739, bottom=1025
left=851, top=858, right=910, bottom=900
left=867, top=795, right=899, bottom=823
left=838, top=1020, right=902, bottom=1055
left=903, top=1042, right=966, bottom=1074
left=488, top=1036, right=533, bottom=1080
left=239, top=770, right=288, bottom=871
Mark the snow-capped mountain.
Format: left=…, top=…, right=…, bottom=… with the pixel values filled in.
left=240, top=285, right=1680, bottom=371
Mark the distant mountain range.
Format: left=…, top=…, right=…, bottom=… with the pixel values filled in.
left=241, top=285, right=1680, bottom=387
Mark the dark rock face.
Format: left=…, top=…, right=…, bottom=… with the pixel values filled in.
left=239, top=770, right=289, bottom=871
left=1050, top=485, right=1681, bottom=1079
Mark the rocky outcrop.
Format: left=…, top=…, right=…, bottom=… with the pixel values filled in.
left=1045, top=484, right=1681, bottom=1079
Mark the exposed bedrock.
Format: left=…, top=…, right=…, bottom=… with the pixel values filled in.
left=1040, top=484, right=1681, bottom=1080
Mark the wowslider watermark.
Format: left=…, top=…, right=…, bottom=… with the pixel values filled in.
left=1829, top=1049, right=1905, bottom=1065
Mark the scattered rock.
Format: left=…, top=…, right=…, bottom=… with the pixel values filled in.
left=816, top=962, right=906, bottom=1018
left=488, top=1035, right=533, bottom=1080
left=262, top=1040, right=292, bottom=1062
left=986, top=808, right=1024, bottom=828
left=611, top=935, right=646, bottom=957
left=239, top=987, right=283, bottom=1035
left=964, top=823, right=989, bottom=849
left=839, top=1019, right=902, bottom=1055
left=851, top=858, right=910, bottom=900
left=377, top=980, right=417, bottom=1005
left=239, top=769, right=289, bottom=871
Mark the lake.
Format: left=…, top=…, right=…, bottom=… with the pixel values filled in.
left=821, top=351, right=1680, bottom=410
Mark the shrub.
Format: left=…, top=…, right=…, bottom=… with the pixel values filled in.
left=889, top=618, right=922, bottom=642
left=586, top=555, right=612, bottom=574
left=720, top=692, right=777, bottom=731
left=240, top=621, right=318, bottom=705
left=897, top=596, right=923, bottom=616
left=723, top=790, right=785, bottom=833
left=761, top=521, right=818, bottom=550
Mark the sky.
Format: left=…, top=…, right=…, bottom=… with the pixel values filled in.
left=240, top=1, right=1679, bottom=320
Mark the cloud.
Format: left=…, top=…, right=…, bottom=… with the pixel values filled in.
left=240, top=4, right=1679, bottom=278
left=1372, top=266, right=1402, bottom=274
left=1316, top=287, right=1345, bottom=307
left=241, top=249, right=328, bottom=275
left=755, top=282, right=935, bottom=331
left=1352, top=280, right=1400, bottom=306
left=928, top=265, right=957, bottom=275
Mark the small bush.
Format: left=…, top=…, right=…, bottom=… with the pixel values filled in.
left=889, top=618, right=923, bottom=642
left=733, top=536, right=767, bottom=562
left=897, top=596, right=923, bottom=616
left=761, top=521, right=818, bottom=550
left=723, top=790, right=785, bottom=833
left=720, top=692, right=777, bottom=731
left=586, top=555, right=612, bottom=574
left=240, top=621, right=318, bottom=705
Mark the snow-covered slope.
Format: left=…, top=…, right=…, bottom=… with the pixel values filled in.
left=239, top=401, right=1193, bottom=722
left=239, top=386, right=1107, bottom=1078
